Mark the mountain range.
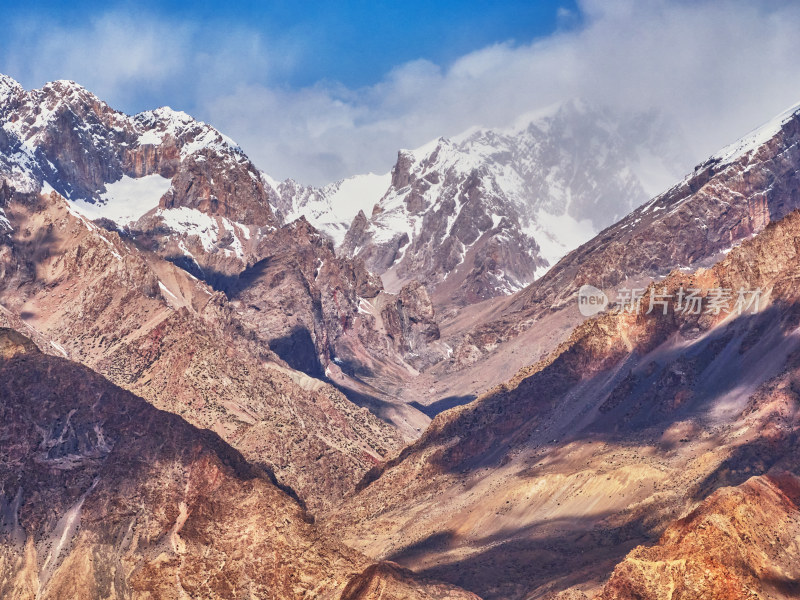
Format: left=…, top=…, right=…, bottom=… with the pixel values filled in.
left=2, top=72, right=800, bottom=599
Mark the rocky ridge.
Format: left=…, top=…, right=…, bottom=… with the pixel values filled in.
left=414, top=98, right=800, bottom=420
left=0, top=75, right=279, bottom=283
left=277, top=101, right=686, bottom=305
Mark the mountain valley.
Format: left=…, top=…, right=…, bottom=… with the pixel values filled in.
left=2, top=71, right=800, bottom=599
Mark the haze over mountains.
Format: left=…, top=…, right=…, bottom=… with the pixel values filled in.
left=2, top=71, right=800, bottom=599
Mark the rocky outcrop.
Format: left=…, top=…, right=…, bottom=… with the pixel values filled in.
left=599, top=473, right=800, bottom=600
left=340, top=209, right=411, bottom=274
left=225, top=216, right=385, bottom=378
left=0, top=327, right=37, bottom=358
left=381, top=281, right=440, bottom=358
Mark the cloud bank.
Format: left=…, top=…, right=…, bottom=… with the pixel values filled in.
left=4, top=1, right=800, bottom=186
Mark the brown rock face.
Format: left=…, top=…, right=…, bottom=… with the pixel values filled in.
left=226, top=216, right=384, bottom=377
left=381, top=281, right=440, bottom=360
left=599, top=473, right=800, bottom=600
left=159, top=148, right=273, bottom=226
left=341, top=562, right=480, bottom=600
left=391, top=150, right=416, bottom=189
left=0, top=329, right=476, bottom=599
left=0, top=327, right=37, bottom=358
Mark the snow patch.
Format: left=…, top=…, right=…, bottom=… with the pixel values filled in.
left=50, top=341, right=68, bottom=357
left=138, top=130, right=163, bottom=146
left=157, top=207, right=248, bottom=259
left=158, top=207, right=219, bottom=252
left=158, top=281, right=179, bottom=302
left=69, top=174, right=172, bottom=226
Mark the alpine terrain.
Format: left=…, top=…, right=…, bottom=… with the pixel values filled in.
left=2, top=67, right=800, bottom=600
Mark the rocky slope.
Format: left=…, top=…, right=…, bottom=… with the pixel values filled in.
left=406, top=97, right=800, bottom=424
left=0, top=73, right=447, bottom=421
left=0, top=185, right=405, bottom=514
left=476, top=98, right=800, bottom=342
left=0, top=328, right=478, bottom=599
left=223, top=215, right=442, bottom=436
left=327, top=206, right=800, bottom=598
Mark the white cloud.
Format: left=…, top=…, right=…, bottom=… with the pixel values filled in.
left=4, top=1, right=800, bottom=186
left=205, top=0, right=800, bottom=184
left=1, top=11, right=273, bottom=111
left=3, top=13, right=192, bottom=107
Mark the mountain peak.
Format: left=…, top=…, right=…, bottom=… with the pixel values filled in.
left=39, top=79, right=101, bottom=106
left=0, top=73, right=24, bottom=106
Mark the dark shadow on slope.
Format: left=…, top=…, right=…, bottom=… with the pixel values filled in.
left=410, top=395, right=476, bottom=418
left=388, top=513, right=650, bottom=600
left=424, top=302, right=800, bottom=478
left=325, top=377, right=428, bottom=430
left=222, top=257, right=274, bottom=297
left=268, top=326, right=325, bottom=380
left=691, top=428, right=800, bottom=502
left=763, top=574, right=800, bottom=597
left=164, top=254, right=207, bottom=282
left=254, top=460, right=310, bottom=517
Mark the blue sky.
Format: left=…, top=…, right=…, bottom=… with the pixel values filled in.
left=3, top=1, right=800, bottom=185
left=3, top=0, right=578, bottom=112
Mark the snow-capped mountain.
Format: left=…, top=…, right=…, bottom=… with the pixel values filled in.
left=278, top=100, right=689, bottom=304
left=0, top=74, right=278, bottom=283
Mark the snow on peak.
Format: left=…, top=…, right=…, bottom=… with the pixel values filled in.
left=134, top=107, right=242, bottom=158
left=0, top=73, right=23, bottom=104
left=40, top=80, right=100, bottom=105
left=710, top=101, right=800, bottom=166
left=279, top=171, right=391, bottom=246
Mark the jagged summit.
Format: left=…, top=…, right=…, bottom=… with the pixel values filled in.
left=0, top=73, right=279, bottom=285
left=332, top=100, right=687, bottom=304
left=0, top=73, right=23, bottom=101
